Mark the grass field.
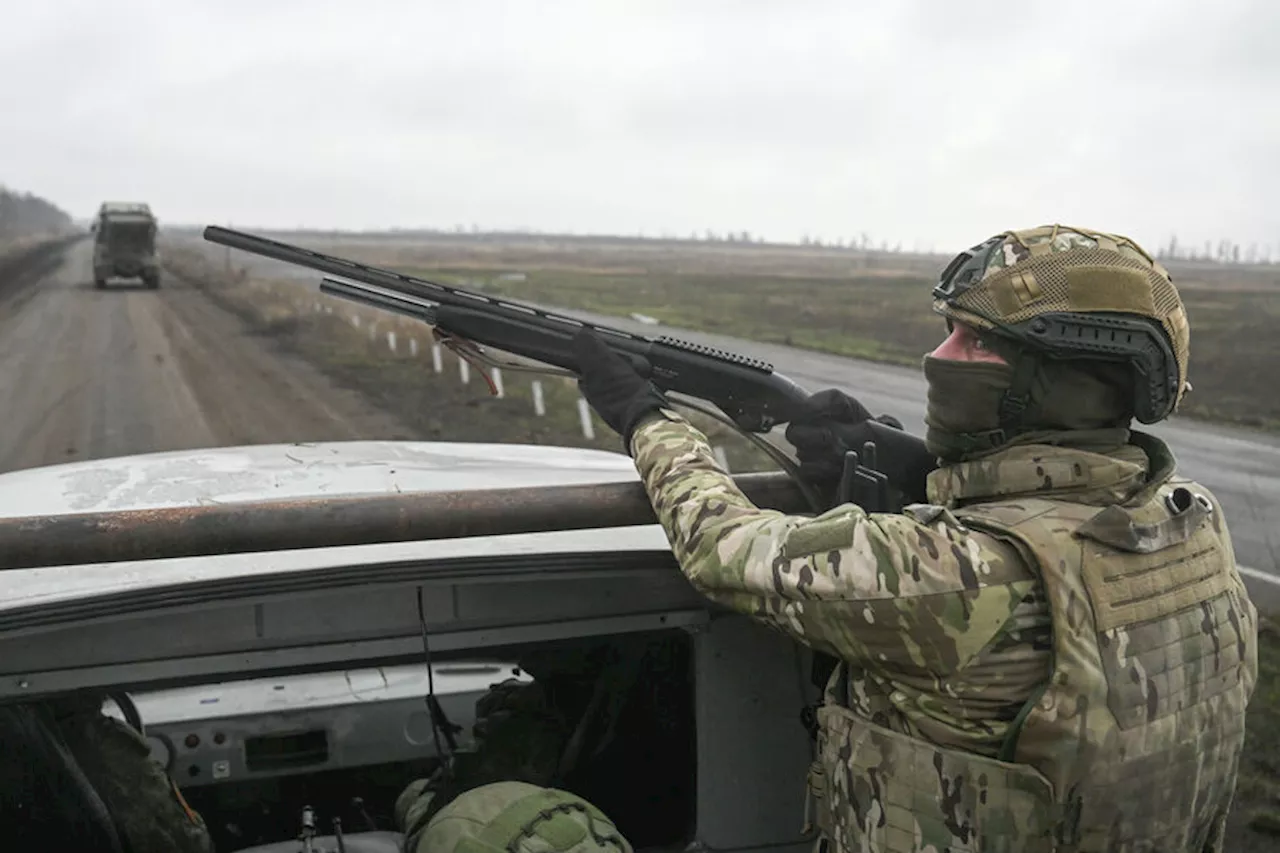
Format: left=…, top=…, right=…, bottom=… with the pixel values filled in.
left=264, top=232, right=1280, bottom=433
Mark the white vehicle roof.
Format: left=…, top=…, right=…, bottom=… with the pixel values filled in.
left=0, top=440, right=665, bottom=613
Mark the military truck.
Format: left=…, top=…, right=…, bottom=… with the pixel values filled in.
left=91, top=201, right=161, bottom=289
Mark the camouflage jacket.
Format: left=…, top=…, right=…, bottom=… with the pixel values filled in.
left=629, top=410, right=1256, bottom=852
left=630, top=409, right=1054, bottom=756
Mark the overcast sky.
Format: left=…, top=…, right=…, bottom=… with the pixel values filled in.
left=3, top=0, right=1276, bottom=253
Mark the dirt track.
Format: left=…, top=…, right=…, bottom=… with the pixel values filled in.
left=0, top=240, right=416, bottom=474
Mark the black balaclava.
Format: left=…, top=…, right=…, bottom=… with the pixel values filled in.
left=922, top=336, right=1134, bottom=463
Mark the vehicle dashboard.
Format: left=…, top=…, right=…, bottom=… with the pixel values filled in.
left=107, top=661, right=527, bottom=789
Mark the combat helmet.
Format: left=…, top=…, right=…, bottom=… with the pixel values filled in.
left=416, top=781, right=633, bottom=853
left=931, top=224, right=1190, bottom=427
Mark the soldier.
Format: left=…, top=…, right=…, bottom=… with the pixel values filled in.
left=1, top=703, right=127, bottom=853
left=45, top=693, right=216, bottom=853
left=1, top=694, right=214, bottom=853
left=572, top=225, right=1259, bottom=852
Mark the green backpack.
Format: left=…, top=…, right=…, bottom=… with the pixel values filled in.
left=414, top=781, right=632, bottom=853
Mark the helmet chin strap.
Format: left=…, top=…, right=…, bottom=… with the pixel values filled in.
left=948, top=350, right=1046, bottom=457
left=997, top=350, right=1046, bottom=436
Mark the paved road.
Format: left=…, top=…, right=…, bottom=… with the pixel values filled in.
left=0, top=241, right=416, bottom=475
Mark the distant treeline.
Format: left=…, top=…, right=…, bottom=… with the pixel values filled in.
left=0, top=186, right=74, bottom=241
left=1156, top=235, right=1277, bottom=266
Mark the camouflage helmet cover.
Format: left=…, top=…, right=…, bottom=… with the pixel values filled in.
left=418, top=781, right=633, bottom=853
left=931, top=224, right=1190, bottom=424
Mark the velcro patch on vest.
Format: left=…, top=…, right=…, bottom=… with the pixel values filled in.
left=1080, top=540, right=1232, bottom=633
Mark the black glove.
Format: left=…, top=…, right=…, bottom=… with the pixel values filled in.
left=784, top=389, right=936, bottom=506
left=572, top=328, right=669, bottom=444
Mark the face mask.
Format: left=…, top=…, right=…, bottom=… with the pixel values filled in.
left=922, top=356, right=1014, bottom=461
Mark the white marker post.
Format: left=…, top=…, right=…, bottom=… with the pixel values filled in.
left=532, top=381, right=545, bottom=416
left=460, top=359, right=470, bottom=384
left=432, top=344, right=443, bottom=373
left=410, top=338, right=419, bottom=357
left=578, top=398, right=595, bottom=439
left=491, top=368, right=505, bottom=398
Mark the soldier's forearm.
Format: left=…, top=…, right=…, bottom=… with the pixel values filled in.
left=629, top=411, right=811, bottom=595
left=626, top=413, right=1038, bottom=670
left=627, top=413, right=905, bottom=660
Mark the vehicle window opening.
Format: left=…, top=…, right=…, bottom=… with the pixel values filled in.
left=163, top=627, right=695, bottom=852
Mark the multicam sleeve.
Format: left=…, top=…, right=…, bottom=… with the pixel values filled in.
left=628, top=411, right=1039, bottom=674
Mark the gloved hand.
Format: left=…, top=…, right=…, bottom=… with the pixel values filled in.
left=784, top=389, right=937, bottom=506
left=572, top=328, right=670, bottom=445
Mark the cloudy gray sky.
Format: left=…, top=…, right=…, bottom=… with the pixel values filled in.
left=3, top=0, right=1277, bottom=253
